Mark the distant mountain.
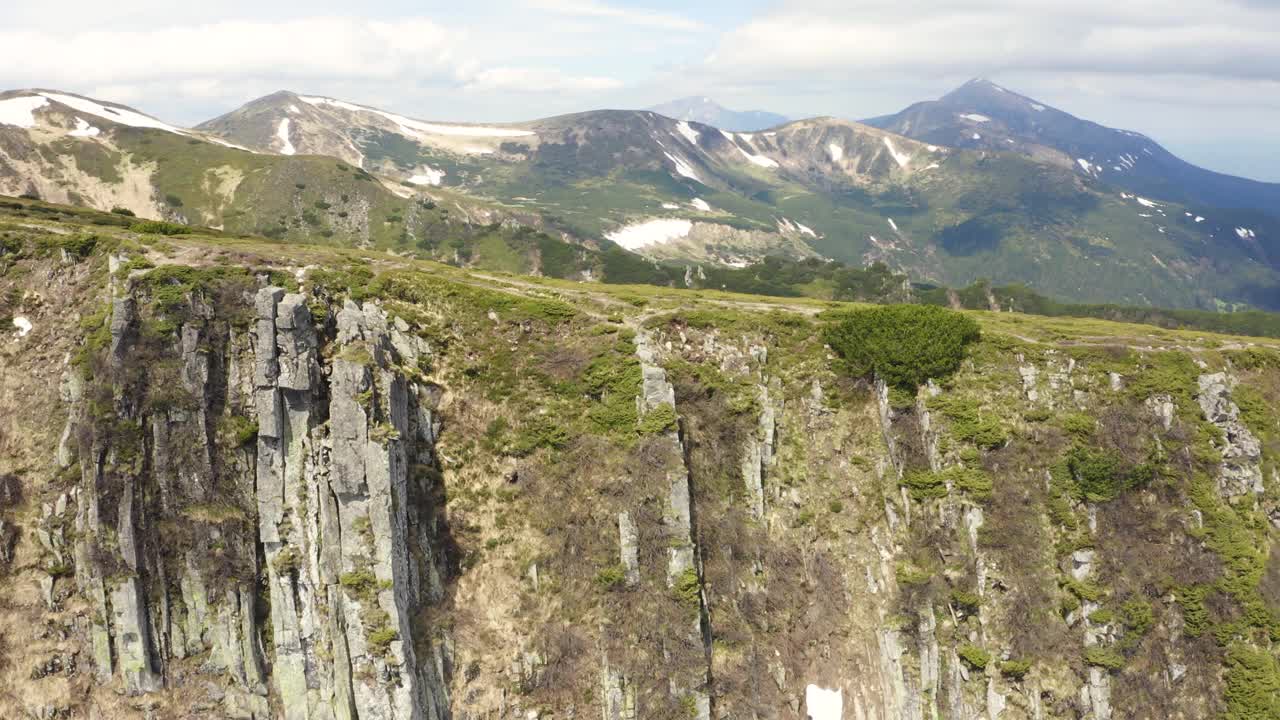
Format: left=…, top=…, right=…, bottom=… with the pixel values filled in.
left=648, top=96, right=788, bottom=131
left=196, top=90, right=1280, bottom=309
left=4, top=85, right=1280, bottom=310
left=864, top=78, right=1280, bottom=217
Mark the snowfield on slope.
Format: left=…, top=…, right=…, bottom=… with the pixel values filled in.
left=408, top=166, right=446, bottom=186
left=882, top=137, right=911, bottom=168
left=806, top=685, right=842, bottom=720
left=0, top=96, right=49, bottom=128
left=663, top=152, right=702, bottom=182
left=276, top=118, right=296, bottom=155
left=39, top=92, right=186, bottom=134
left=298, top=95, right=533, bottom=138
left=69, top=118, right=100, bottom=137
left=676, top=121, right=700, bottom=145
left=606, top=219, right=693, bottom=250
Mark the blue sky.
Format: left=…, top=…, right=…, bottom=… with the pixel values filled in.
left=4, top=0, right=1280, bottom=181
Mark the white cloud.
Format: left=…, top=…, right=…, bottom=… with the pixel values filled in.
left=702, top=0, right=1280, bottom=81
left=525, top=0, right=703, bottom=31
left=464, top=67, right=623, bottom=93
left=0, top=18, right=463, bottom=86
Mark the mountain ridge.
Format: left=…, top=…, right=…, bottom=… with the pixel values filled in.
left=3, top=83, right=1280, bottom=310
left=864, top=78, right=1280, bottom=215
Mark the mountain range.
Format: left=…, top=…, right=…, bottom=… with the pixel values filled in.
left=0, top=80, right=1277, bottom=310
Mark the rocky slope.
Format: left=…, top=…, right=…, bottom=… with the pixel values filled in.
left=3, top=200, right=1280, bottom=719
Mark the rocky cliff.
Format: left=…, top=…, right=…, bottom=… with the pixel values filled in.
left=2, top=212, right=1280, bottom=719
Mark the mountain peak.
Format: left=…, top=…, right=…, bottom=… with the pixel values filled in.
left=647, top=96, right=788, bottom=131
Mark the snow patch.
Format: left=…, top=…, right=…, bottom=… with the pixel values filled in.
left=924, top=163, right=940, bottom=170
left=0, top=96, right=49, bottom=128
left=959, top=113, right=991, bottom=123
left=1076, top=158, right=1099, bottom=175
left=728, top=133, right=779, bottom=169
left=690, top=198, right=711, bottom=212
left=408, top=166, right=445, bottom=186
left=1030, top=103, right=1046, bottom=112
left=38, top=92, right=184, bottom=134
left=69, top=117, right=100, bottom=138
left=1195, top=216, right=1205, bottom=223
left=1236, top=227, right=1257, bottom=239
left=676, top=121, right=700, bottom=145
left=664, top=152, right=703, bottom=183
left=287, top=104, right=301, bottom=114
left=606, top=218, right=692, bottom=250
left=298, top=95, right=534, bottom=138
left=882, top=137, right=911, bottom=168
left=276, top=118, right=296, bottom=155
left=971, top=133, right=981, bottom=140
left=827, top=143, right=844, bottom=162
left=806, top=684, right=842, bottom=720
left=12, top=316, right=32, bottom=337
left=795, top=221, right=816, bottom=237
left=661, top=203, right=679, bottom=210
left=209, top=137, right=255, bottom=152
left=1135, top=196, right=1160, bottom=208
left=887, top=218, right=898, bottom=232
left=926, top=145, right=940, bottom=152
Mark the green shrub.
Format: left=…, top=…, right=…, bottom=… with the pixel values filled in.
left=59, top=234, right=97, bottom=259
left=1065, top=445, right=1154, bottom=502
left=110, top=206, right=136, bottom=216
left=950, top=589, right=981, bottom=614
left=1084, top=647, right=1125, bottom=670
left=1177, top=585, right=1212, bottom=638
left=1061, top=413, right=1097, bottom=438
left=902, top=469, right=948, bottom=501
left=367, top=626, right=399, bottom=655
left=1119, top=597, right=1154, bottom=635
left=1088, top=608, right=1115, bottom=624
left=999, top=659, right=1032, bottom=679
left=130, top=220, right=191, bottom=235
left=1062, top=577, right=1105, bottom=603
left=823, top=305, right=980, bottom=390
left=1223, top=644, right=1280, bottom=720
left=957, top=643, right=991, bottom=670
left=220, top=415, right=258, bottom=448
left=511, top=417, right=570, bottom=456
left=895, top=562, right=931, bottom=586
left=928, top=395, right=1007, bottom=449
left=673, top=567, right=701, bottom=607
left=639, top=402, right=677, bottom=435
left=340, top=569, right=379, bottom=597
left=595, top=564, right=626, bottom=591
left=901, top=466, right=992, bottom=502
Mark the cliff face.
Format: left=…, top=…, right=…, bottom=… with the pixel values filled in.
left=2, top=218, right=1280, bottom=720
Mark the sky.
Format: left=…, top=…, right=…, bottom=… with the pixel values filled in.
left=4, top=0, right=1280, bottom=181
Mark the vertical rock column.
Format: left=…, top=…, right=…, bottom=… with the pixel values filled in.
left=634, top=330, right=712, bottom=720
left=254, top=288, right=340, bottom=720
